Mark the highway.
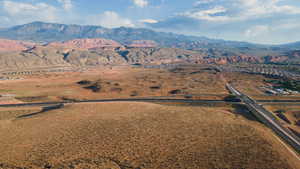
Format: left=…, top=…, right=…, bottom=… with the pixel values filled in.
left=1, top=97, right=300, bottom=108
left=0, top=98, right=241, bottom=108
left=258, top=100, right=300, bottom=103
left=226, top=83, right=300, bottom=154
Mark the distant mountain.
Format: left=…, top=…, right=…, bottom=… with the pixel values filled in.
left=0, top=22, right=299, bottom=68
left=0, top=22, right=263, bottom=50
left=277, top=42, right=300, bottom=50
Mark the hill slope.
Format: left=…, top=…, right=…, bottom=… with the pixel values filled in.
left=0, top=39, right=35, bottom=52
left=0, top=45, right=206, bottom=70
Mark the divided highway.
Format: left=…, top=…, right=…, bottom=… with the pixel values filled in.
left=226, top=83, right=300, bottom=154
left=0, top=98, right=240, bottom=108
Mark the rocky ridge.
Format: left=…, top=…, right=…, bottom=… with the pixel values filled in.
left=0, top=39, right=35, bottom=52
left=0, top=38, right=298, bottom=71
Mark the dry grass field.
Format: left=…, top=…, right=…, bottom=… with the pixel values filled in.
left=224, top=71, right=300, bottom=99
left=2, top=65, right=297, bottom=105
left=0, top=102, right=299, bottom=169
left=0, top=66, right=228, bottom=104
left=223, top=72, right=268, bottom=95
left=1, top=65, right=300, bottom=168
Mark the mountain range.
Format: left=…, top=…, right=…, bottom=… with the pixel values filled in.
left=0, top=22, right=298, bottom=51
left=0, top=22, right=299, bottom=71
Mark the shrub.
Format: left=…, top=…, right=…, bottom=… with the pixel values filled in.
left=169, top=89, right=182, bottom=95
left=84, top=83, right=101, bottom=92
left=77, top=80, right=92, bottom=85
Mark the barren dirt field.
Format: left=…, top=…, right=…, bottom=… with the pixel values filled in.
left=0, top=66, right=228, bottom=104
left=0, top=102, right=299, bottom=169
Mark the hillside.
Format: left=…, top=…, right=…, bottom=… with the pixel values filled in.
left=264, top=50, right=300, bottom=64
left=48, top=38, right=122, bottom=50
left=0, top=39, right=35, bottom=52
left=0, top=37, right=299, bottom=71
left=0, top=44, right=206, bottom=70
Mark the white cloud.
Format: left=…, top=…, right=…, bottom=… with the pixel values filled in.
left=245, top=25, right=270, bottom=37
left=1, top=0, right=58, bottom=25
left=182, top=0, right=300, bottom=22
left=139, top=19, right=158, bottom=24
left=57, top=0, right=73, bottom=11
left=181, top=6, right=229, bottom=22
left=148, top=0, right=300, bottom=44
left=132, top=0, right=149, bottom=8
left=91, top=11, right=135, bottom=28
left=194, top=0, right=215, bottom=6
left=239, top=0, right=300, bottom=17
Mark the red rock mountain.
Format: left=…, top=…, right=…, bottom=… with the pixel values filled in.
left=264, top=50, right=300, bottom=63
left=127, top=40, right=158, bottom=48
left=0, top=39, right=35, bottom=52
left=48, top=38, right=122, bottom=50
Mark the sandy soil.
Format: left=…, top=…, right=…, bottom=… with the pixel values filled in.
left=0, top=102, right=298, bottom=169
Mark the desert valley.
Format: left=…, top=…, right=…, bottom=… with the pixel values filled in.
left=0, top=21, right=300, bottom=169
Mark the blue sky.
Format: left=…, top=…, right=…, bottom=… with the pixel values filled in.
left=0, top=0, right=300, bottom=44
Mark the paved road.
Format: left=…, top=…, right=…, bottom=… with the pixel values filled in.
left=1, top=97, right=300, bottom=108
left=258, top=100, right=300, bottom=103
left=226, top=83, right=300, bottom=154
left=0, top=98, right=242, bottom=108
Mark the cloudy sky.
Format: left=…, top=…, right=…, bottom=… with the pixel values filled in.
left=0, top=0, right=300, bottom=44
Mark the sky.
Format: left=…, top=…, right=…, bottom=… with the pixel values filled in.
left=0, top=0, right=300, bottom=44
